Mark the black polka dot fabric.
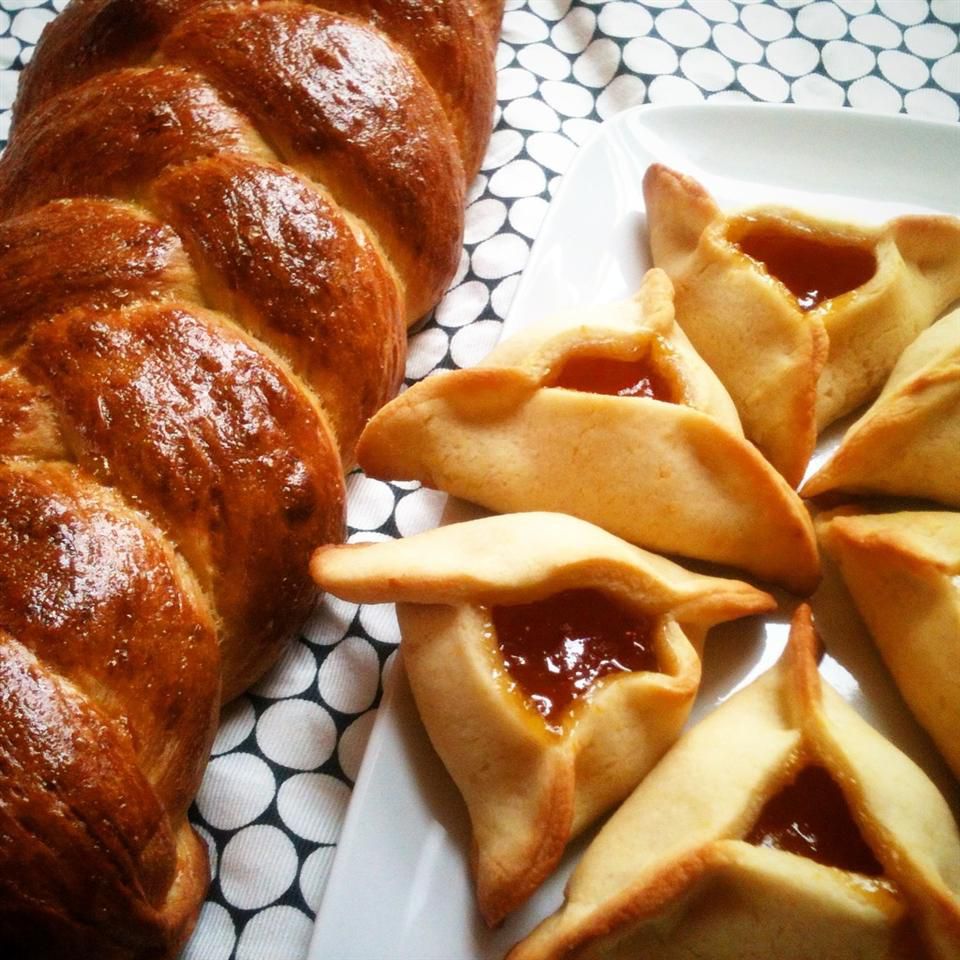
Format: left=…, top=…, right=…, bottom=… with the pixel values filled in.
left=1, top=1, right=957, bottom=958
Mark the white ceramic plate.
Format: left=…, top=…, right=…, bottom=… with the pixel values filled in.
left=309, top=103, right=960, bottom=960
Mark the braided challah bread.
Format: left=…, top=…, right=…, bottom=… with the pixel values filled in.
left=0, top=1, right=501, bottom=957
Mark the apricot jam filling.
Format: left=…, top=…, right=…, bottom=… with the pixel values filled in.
left=729, top=217, right=876, bottom=311
left=550, top=353, right=680, bottom=403
left=489, top=589, right=657, bottom=732
left=746, top=765, right=883, bottom=876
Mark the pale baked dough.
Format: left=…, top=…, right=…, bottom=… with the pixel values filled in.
left=310, top=512, right=775, bottom=924
left=818, top=507, right=960, bottom=781
left=804, top=306, right=960, bottom=507
left=356, top=268, right=819, bottom=594
left=643, top=164, right=960, bottom=488
left=509, top=605, right=960, bottom=960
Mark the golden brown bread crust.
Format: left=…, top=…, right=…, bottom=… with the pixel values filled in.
left=0, top=198, right=200, bottom=340
left=25, top=302, right=347, bottom=699
left=149, top=156, right=406, bottom=457
left=0, top=1, right=501, bottom=956
left=161, top=2, right=466, bottom=321
left=13, top=0, right=497, bottom=180
left=0, top=5, right=489, bottom=320
left=0, top=463, right=219, bottom=958
left=0, top=65, right=268, bottom=217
